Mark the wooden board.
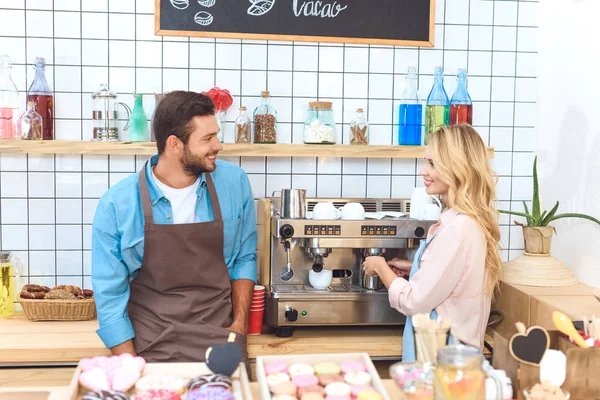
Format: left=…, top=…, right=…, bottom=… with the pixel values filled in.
left=155, top=0, right=435, bottom=47
left=67, top=362, right=252, bottom=400
left=256, top=353, right=390, bottom=400
left=0, top=141, right=495, bottom=159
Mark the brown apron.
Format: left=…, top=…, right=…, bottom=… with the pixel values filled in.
left=128, top=163, right=248, bottom=363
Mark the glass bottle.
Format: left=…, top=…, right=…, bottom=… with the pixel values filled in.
left=398, top=66, right=423, bottom=146
left=235, top=106, right=251, bottom=143
left=253, top=91, right=277, bottom=144
left=425, top=66, right=449, bottom=144
left=450, top=68, right=473, bottom=126
left=350, top=108, right=369, bottom=145
left=0, top=55, right=20, bottom=140
left=27, top=57, right=54, bottom=140
left=129, top=92, right=148, bottom=142
left=150, top=93, right=162, bottom=142
left=20, top=101, right=43, bottom=140
left=303, top=101, right=337, bottom=144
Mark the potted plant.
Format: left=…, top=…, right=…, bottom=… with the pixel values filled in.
left=499, top=156, right=600, bottom=255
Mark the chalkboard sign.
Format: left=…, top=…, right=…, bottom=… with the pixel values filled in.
left=155, top=0, right=435, bottom=47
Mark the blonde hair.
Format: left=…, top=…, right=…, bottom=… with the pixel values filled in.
left=428, top=124, right=502, bottom=295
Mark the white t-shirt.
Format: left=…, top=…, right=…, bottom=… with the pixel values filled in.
left=151, top=168, right=200, bottom=224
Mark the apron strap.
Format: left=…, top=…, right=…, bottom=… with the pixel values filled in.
left=139, top=161, right=224, bottom=224
left=205, top=173, right=223, bottom=222
left=139, top=162, right=154, bottom=225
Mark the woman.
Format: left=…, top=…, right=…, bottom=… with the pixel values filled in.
left=363, top=124, right=502, bottom=362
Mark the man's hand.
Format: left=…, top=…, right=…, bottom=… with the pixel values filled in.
left=110, top=339, right=137, bottom=356
left=227, top=319, right=248, bottom=336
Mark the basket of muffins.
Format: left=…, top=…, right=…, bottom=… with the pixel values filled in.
left=68, top=354, right=252, bottom=400
left=18, top=284, right=96, bottom=321
left=255, top=353, right=391, bottom=400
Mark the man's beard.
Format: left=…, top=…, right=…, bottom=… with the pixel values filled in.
left=180, top=145, right=216, bottom=176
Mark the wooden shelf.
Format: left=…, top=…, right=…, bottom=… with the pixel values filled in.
left=0, top=140, right=495, bottom=159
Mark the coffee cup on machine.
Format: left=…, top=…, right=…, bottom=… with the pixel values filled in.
left=339, top=202, right=365, bottom=220
left=312, top=202, right=340, bottom=220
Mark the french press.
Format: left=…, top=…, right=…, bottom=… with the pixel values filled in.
left=91, top=83, right=131, bottom=141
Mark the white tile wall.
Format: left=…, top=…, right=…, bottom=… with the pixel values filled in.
left=0, top=0, right=537, bottom=286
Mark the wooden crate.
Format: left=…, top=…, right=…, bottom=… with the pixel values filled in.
left=66, top=362, right=253, bottom=400
left=493, top=327, right=600, bottom=400
left=255, top=353, right=390, bottom=400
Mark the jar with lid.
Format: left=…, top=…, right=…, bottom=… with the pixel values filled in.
left=434, top=345, right=503, bottom=400
left=350, top=108, right=369, bottom=145
left=303, top=101, right=336, bottom=144
left=253, top=91, right=277, bottom=143
left=235, top=106, right=251, bottom=143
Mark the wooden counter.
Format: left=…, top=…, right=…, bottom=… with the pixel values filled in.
left=0, top=313, right=402, bottom=365
left=0, top=368, right=405, bottom=399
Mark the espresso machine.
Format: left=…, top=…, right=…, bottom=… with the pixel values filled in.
left=259, top=197, right=436, bottom=337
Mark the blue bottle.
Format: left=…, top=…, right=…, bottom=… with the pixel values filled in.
left=398, top=67, right=422, bottom=145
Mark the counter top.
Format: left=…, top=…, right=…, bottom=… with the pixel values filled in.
left=0, top=313, right=403, bottom=365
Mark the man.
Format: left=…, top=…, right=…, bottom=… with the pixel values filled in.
left=91, top=91, right=257, bottom=362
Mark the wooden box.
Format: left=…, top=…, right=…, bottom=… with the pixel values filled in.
left=255, top=353, right=390, bottom=400
left=66, top=362, right=253, bottom=400
left=493, top=328, right=600, bottom=400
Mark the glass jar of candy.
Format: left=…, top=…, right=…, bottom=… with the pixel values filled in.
left=303, top=101, right=337, bottom=144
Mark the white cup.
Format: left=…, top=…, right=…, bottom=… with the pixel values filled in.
left=339, top=202, right=365, bottom=220
left=410, top=187, right=442, bottom=220
left=312, top=202, right=340, bottom=220
left=308, top=269, right=333, bottom=289
left=420, top=203, right=442, bottom=220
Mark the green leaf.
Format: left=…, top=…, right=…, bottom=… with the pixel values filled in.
left=549, top=213, right=600, bottom=226
left=532, top=156, right=541, bottom=220
left=522, top=201, right=534, bottom=226
left=540, top=201, right=560, bottom=226
left=499, top=210, right=534, bottom=221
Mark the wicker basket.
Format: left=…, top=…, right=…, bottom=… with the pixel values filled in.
left=18, top=298, right=97, bottom=321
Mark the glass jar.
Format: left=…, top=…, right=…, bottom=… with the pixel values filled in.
left=235, top=106, right=251, bottom=143
left=434, top=346, right=502, bottom=400
left=253, top=90, right=277, bottom=143
left=20, top=100, right=43, bottom=140
left=350, top=108, right=369, bottom=145
left=303, top=101, right=336, bottom=144
left=0, top=251, right=21, bottom=318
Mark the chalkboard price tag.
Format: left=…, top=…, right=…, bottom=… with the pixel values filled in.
left=156, top=0, right=436, bottom=47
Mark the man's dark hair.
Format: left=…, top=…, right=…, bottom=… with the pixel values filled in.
left=152, top=91, right=215, bottom=154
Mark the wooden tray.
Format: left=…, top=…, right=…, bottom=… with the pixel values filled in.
left=255, top=352, right=390, bottom=400
left=67, top=362, right=253, bottom=400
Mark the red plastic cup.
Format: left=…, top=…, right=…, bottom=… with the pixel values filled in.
left=250, top=303, right=265, bottom=309
left=254, top=285, right=265, bottom=292
left=248, top=308, right=264, bottom=335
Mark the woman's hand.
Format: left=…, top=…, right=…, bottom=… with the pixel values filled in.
left=387, top=258, right=412, bottom=277
left=362, top=256, right=389, bottom=277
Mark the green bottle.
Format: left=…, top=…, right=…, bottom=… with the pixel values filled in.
left=129, top=92, right=148, bottom=142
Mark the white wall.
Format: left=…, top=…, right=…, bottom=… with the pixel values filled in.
left=0, top=0, right=538, bottom=288
left=538, top=0, right=600, bottom=287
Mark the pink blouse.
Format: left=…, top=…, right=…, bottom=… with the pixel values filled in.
left=388, top=208, right=491, bottom=349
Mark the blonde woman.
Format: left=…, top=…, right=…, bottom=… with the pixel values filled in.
left=362, top=124, right=502, bottom=362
